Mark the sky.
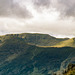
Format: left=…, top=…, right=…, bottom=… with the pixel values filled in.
left=0, top=0, right=75, bottom=38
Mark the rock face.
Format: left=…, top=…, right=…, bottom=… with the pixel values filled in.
left=63, top=64, right=75, bottom=75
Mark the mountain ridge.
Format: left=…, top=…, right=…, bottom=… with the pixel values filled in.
left=0, top=33, right=75, bottom=75
left=0, top=33, right=70, bottom=47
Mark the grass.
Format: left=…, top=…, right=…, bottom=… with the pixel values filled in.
left=52, top=38, right=75, bottom=47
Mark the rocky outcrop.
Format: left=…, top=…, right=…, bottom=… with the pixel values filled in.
left=63, top=64, right=75, bottom=75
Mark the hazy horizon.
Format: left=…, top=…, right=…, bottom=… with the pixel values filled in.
left=0, top=32, right=75, bottom=38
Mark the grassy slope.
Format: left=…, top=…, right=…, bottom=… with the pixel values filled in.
left=0, top=35, right=75, bottom=75
left=18, top=33, right=69, bottom=46
left=52, top=38, right=75, bottom=47
left=0, top=33, right=69, bottom=46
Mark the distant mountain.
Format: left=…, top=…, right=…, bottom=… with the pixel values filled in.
left=0, top=33, right=69, bottom=46
left=0, top=33, right=75, bottom=75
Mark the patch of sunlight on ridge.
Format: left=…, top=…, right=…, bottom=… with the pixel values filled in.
left=52, top=38, right=75, bottom=47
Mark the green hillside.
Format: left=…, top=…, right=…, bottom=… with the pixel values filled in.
left=0, top=34, right=75, bottom=75
left=52, top=38, right=75, bottom=47
left=0, top=33, right=68, bottom=46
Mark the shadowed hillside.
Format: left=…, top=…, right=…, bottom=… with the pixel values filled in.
left=0, top=33, right=75, bottom=75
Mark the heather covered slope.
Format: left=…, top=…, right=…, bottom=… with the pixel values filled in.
left=0, top=35, right=75, bottom=75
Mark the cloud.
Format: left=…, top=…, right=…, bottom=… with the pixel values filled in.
left=56, top=0, right=75, bottom=17
left=0, top=0, right=75, bottom=38
left=0, top=16, right=75, bottom=38
left=33, top=0, right=51, bottom=9
left=33, top=0, right=75, bottom=18
left=0, top=0, right=75, bottom=18
left=0, top=0, right=32, bottom=18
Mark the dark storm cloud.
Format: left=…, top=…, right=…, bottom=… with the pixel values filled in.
left=0, top=0, right=32, bottom=18
left=33, top=0, right=51, bottom=8
left=57, top=0, right=75, bottom=17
